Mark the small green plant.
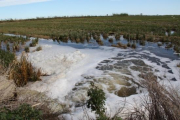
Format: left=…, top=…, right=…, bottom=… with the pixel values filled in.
left=87, top=82, right=106, bottom=116
left=0, top=104, right=42, bottom=120
left=87, top=82, right=122, bottom=120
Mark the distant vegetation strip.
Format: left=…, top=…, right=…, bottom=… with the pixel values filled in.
left=0, top=15, right=180, bottom=52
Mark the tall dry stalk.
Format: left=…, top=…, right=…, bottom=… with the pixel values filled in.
left=127, top=72, right=180, bottom=120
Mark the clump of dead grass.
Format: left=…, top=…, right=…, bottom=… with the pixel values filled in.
left=126, top=73, right=180, bottom=120
left=11, top=52, right=41, bottom=87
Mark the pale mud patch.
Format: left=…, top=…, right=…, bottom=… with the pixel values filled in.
left=0, top=76, right=15, bottom=102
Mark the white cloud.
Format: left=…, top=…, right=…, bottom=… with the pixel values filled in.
left=0, top=0, right=51, bottom=7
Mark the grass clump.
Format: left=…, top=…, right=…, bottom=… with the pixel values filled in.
left=96, top=39, right=104, bottom=46
left=116, top=42, right=127, bottom=49
left=29, top=38, right=39, bottom=47
left=103, top=33, right=108, bottom=39
left=131, top=43, right=136, bottom=49
left=24, top=46, right=30, bottom=53
left=36, top=46, right=42, bottom=51
left=0, top=49, right=15, bottom=68
left=115, top=34, right=121, bottom=40
left=12, top=52, right=41, bottom=87
left=109, top=38, right=113, bottom=43
left=13, top=44, right=20, bottom=52
left=0, top=104, right=42, bottom=120
left=140, top=40, right=145, bottom=46
left=127, top=42, right=131, bottom=47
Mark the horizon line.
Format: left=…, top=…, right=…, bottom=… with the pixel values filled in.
left=1, top=13, right=180, bottom=21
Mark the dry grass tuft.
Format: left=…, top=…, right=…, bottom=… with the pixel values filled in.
left=127, top=73, right=180, bottom=120
left=11, top=52, right=41, bottom=87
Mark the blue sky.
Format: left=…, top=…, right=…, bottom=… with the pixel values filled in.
left=0, top=0, right=179, bottom=20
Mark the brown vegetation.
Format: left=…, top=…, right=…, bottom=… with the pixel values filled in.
left=11, top=52, right=41, bottom=87
left=126, top=73, right=180, bottom=120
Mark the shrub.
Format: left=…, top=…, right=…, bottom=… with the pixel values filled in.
left=87, top=82, right=106, bottom=116
left=87, top=82, right=122, bottom=120
left=0, top=104, right=42, bottom=120
left=12, top=53, right=41, bottom=87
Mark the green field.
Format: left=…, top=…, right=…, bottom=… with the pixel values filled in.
left=0, top=15, right=180, bottom=37
left=0, top=15, right=180, bottom=51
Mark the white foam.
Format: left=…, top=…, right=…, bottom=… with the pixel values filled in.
left=20, top=38, right=180, bottom=119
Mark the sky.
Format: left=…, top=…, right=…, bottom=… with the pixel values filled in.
left=0, top=0, right=179, bottom=20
